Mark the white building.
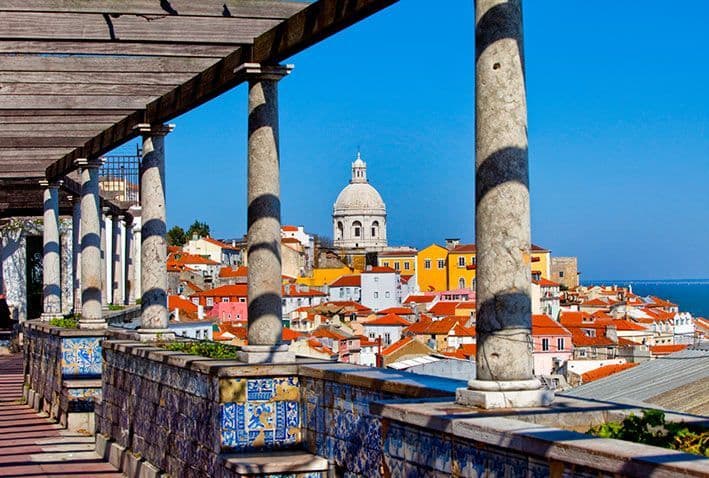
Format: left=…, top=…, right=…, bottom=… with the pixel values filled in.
left=673, top=312, right=695, bottom=344
left=360, top=266, right=401, bottom=312
left=281, top=225, right=315, bottom=271
left=532, top=278, right=561, bottom=320
left=327, top=274, right=361, bottom=303
left=362, top=313, right=410, bottom=347
left=183, top=236, right=241, bottom=266
left=332, top=153, right=387, bottom=250
left=281, top=284, right=327, bottom=319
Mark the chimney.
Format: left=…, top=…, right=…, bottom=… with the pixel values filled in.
left=445, top=238, right=460, bottom=249
left=198, top=304, right=204, bottom=320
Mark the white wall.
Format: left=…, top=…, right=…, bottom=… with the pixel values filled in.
left=361, top=272, right=400, bottom=311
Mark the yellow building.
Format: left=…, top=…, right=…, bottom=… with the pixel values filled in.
left=378, top=249, right=417, bottom=277
left=447, top=244, right=478, bottom=290
left=531, top=244, right=551, bottom=280
left=416, top=244, right=449, bottom=291
left=297, top=266, right=356, bottom=288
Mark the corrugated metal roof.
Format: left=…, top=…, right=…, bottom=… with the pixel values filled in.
left=563, top=345, right=709, bottom=416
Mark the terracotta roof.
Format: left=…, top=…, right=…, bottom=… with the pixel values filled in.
left=362, top=266, right=397, bottom=274
left=377, top=307, right=413, bottom=316
left=450, top=323, right=476, bottom=337
left=218, top=323, right=247, bottom=340
left=611, top=319, right=649, bottom=332
left=404, top=295, right=435, bottom=304
left=192, top=284, right=248, bottom=298
left=365, top=313, right=410, bottom=327
left=322, top=301, right=373, bottom=315
left=570, top=329, right=616, bottom=347
left=559, top=311, right=596, bottom=327
left=400, top=274, right=414, bottom=284
left=282, top=285, right=327, bottom=297
left=183, top=281, right=203, bottom=293
left=531, top=244, right=549, bottom=252
left=312, top=327, right=348, bottom=341
left=443, top=343, right=477, bottom=359
left=581, top=363, right=637, bottom=383
left=405, top=316, right=466, bottom=335
left=168, top=295, right=198, bottom=315
left=450, top=244, right=476, bottom=253
left=167, top=251, right=219, bottom=267
left=357, top=335, right=379, bottom=347
left=428, top=301, right=460, bottom=316
left=307, top=338, right=334, bottom=356
left=329, top=275, right=361, bottom=288
left=381, top=336, right=416, bottom=356
left=203, top=236, right=239, bottom=250
left=534, top=278, right=560, bottom=288
left=582, top=298, right=611, bottom=307
left=218, top=266, right=248, bottom=278
left=282, top=327, right=304, bottom=342
left=532, top=314, right=572, bottom=337
left=650, top=344, right=688, bottom=356
left=282, top=225, right=299, bottom=232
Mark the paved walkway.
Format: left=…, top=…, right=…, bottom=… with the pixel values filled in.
left=0, top=354, right=123, bottom=478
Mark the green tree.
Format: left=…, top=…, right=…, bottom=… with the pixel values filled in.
left=186, top=220, right=210, bottom=240
left=167, top=226, right=187, bottom=246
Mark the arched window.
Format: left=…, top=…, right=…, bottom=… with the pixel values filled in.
left=458, top=277, right=465, bottom=289
left=336, top=221, right=344, bottom=240
left=371, top=220, right=379, bottom=238
left=353, top=221, right=362, bottom=238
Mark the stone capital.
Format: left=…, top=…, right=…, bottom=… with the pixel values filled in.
left=74, top=157, right=104, bottom=170
left=134, top=123, right=174, bottom=137
left=38, top=179, right=63, bottom=189
left=236, top=62, right=293, bottom=81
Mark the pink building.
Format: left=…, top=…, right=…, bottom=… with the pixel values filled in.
left=207, top=301, right=247, bottom=324
left=532, top=314, right=573, bottom=376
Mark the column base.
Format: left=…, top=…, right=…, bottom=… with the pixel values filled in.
left=238, top=344, right=294, bottom=364
left=78, top=319, right=108, bottom=330
left=456, top=379, right=554, bottom=409
left=135, top=328, right=175, bottom=342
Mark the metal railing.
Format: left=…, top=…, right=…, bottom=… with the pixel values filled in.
left=99, top=144, right=141, bottom=205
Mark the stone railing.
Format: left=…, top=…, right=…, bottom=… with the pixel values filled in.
left=23, top=320, right=104, bottom=432
left=97, top=338, right=709, bottom=478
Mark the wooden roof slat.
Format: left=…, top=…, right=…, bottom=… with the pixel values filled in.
left=0, top=137, right=91, bottom=148
left=0, top=72, right=191, bottom=86
left=0, top=123, right=113, bottom=132
left=0, top=12, right=278, bottom=44
left=0, top=115, right=125, bottom=124
left=0, top=1, right=308, bottom=19
left=0, top=148, right=73, bottom=158
left=0, top=109, right=135, bottom=116
left=0, top=40, right=239, bottom=58
left=0, top=95, right=154, bottom=110
left=0, top=83, right=178, bottom=96
left=0, top=55, right=218, bottom=73
left=0, top=129, right=101, bottom=138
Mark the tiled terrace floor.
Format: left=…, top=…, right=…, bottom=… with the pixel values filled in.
left=0, top=354, right=123, bottom=478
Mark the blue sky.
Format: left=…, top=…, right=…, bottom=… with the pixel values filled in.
left=146, top=0, right=708, bottom=280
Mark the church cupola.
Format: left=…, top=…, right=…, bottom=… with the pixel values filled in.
left=351, top=151, right=367, bottom=183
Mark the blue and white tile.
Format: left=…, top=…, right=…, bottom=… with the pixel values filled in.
left=247, top=378, right=274, bottom=401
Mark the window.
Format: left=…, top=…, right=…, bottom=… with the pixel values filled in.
left=559, top=271, right=564, bottom=278
left=222, top=297, right=229, bottom=302
left=239, top=297, right=246, bottom=302
left=353, top=220, right=362, bottom=237
left=369, top=333, right=375, bottom=339
left=339, top=288, right=344, bottom=298
left=385, top=291, right=390, bottom=298
left=371, top=221, right=379, bottom=238
left=578, top=349, right=586, bottom=357
left=437, top=259, right=445, bottom=269
left=383, top=261, right=389, bottom=267
left=424, top=259, right=431, bottom=269
left=394, top=262, right=400, bottom=271
left=384, top=333, right=391, bottom=345
left=336, top=221, right=344, bottom=240
left=206, top=297, right=214, bottom=307
left=458, top=278, right=465, bottom=289
left=471, top=278, right=476, bottom=289
left=373, top=292, right=379, bottom=299
left=542, top=338, right=549, bottom=351
left=557, top=338, right=565, bottom=350
left=404, top=262, right=410, bottom=270
left=458, top=256, right=465, bottom=267
left=471, top=257, right=477, bottom=266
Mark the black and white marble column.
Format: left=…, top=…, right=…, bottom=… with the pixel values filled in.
left=103, top=209, right=114, bottom=306
left=40, top=179, right=62, bottom=319
left=237, top=63, right=293, bottom=363
left=137, top=124, right=173, bottom=338
left=116, top=215, right=126, bottom=305
left=71, top=196, right=81, bottom=314
left=75, top=158, right=105, bottom=329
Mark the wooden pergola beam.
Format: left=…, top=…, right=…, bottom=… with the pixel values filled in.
left=0, top=41, right=238, bottom=58
left=0, top=1, right=308, bottom=19
left=0, top=55, right=218, bottom=73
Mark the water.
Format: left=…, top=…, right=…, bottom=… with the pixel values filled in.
left=583, top=279, right=709, bottom=318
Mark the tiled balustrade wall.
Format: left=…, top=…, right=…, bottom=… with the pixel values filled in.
left=23, top=321, right=104, bottom=427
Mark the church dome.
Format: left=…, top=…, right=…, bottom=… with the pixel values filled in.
left=333, top=152, right=385, bottom=213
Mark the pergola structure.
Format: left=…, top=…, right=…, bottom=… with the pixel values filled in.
left=1, top=0, right=550, bottom=409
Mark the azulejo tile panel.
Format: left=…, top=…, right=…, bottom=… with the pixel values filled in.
left=61, top=337, right=102, bottom=377
left=220, top=375, right=301, bottom=450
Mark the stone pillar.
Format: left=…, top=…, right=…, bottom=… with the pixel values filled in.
left=116, top=215, right=126, bottom=305
left=0, top=231, right=4, bottom=297
left=237, top=63, right=293, bottom=363
left=457, top=0, right=552, bottom=408
left=71, top=196, right=82, bottom=313
left=129, top=208, right=142, bottom=305
left=136, top=124, right=173, bottom=338
left=75, top=158, right=105, bottom=329
left=40, top=179, right=63, bottom=319
left=60, top=224, right=73, bottom=316
left=103, top=209, right=113, bottom=306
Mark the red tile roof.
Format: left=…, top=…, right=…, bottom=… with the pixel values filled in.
left=358, top=335, right=379, bottom=347
left=569, top=329, right=616, bottom=347
left=282, top=225, right=299, bottom=232
left=404, top=295, right=435, bottom=304
left=428, top=302, right=459, bottom=317
left=167, top=251, right=220, bottom=267
left=168, top=295, right=198, bottom=315
left=366, top=313, right=410, bottom=327
left=312, top=327, right=348, bottom=341
left=203, top=236, right=239, bottom=250
left=282, top=327, right=303, bottom=342
left=443, top=343, right=477, bottom=359
left=650, top=344, right=688, bottom=356
left=329, top=275, right=361, bottom=288
left=534, top=278, right=560, bottom=288
left=611, top=319, right=649, bottom=332
left=218, top=266, right=248, bottom=278
left=192, top=284, right=248, bottom=298
left=581, top=363, right=637, bottom=383
left=405, top=316, right=466, bottom=335
left=377, top=307, right=413, bottom=316
left=381, top=336, right=417, bottom=356
left=307, top=338, right=334, bottom=356
left=282, top=285, right=327, bottom=297
left=532, top=314, right=572, bottom=337
left=450, top=244, right=476, bottom=253
left=362, top=266, right=397, bottom=274
left=400, top=274, right=414, bottom=284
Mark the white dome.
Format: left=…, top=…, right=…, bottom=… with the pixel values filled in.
left=334, top=182, right=385, bottom=213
